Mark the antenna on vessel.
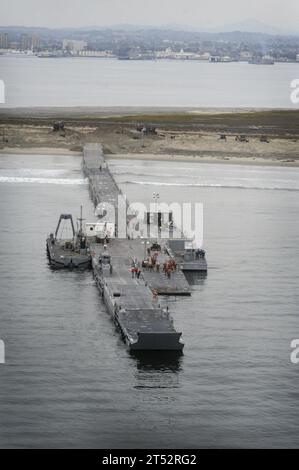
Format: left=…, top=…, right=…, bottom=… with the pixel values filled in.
left=77, top=205, right=85, bottom=240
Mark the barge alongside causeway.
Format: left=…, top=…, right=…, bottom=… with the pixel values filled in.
left=47, top=209, right=91, bottom=269
left=46, top=143, right=207, bottom=351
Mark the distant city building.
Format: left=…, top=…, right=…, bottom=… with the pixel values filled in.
left=62, top=39, right=87, bottom=53
left=20, top=34, right=40, bottom=51
left=20, top=34, right=30, bottom=50
left=199, top=52, right=211, bottom=60
left=240, top=51, right=253, bottom=60
left=155, top=47, right=210, bottom=61
left=263, top=54, right=274, bottom=61
left=296, top=54, right=299, bottom=62
left=79, top=50, right=114, bottom=57
left=9, top=41, right=18, bottom=50
left=0, top=33, right=9, bottom=49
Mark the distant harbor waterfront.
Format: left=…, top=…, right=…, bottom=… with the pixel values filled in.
left=0, top=57, right=298, bottom=108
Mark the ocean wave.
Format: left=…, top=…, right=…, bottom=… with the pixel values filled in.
left=113, top=171, right=181, bottom=178
left=0, top=176, right=88, bottom=185
left=0, top=168, right=73, bottom=177
left=124, top=180, right=299, bottom=191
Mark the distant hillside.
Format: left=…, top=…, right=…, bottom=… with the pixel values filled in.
left=0, top=24, right=299, bottom=41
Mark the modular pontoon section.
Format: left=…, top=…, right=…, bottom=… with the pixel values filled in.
left=83, top=142, right=206, bottom=351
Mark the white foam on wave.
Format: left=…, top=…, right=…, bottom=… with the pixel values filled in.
left=125, top=180, right=299, bottom=191
left=0, top=176, right=88, bottom=185
left=0, top=168, right=72, bottom=177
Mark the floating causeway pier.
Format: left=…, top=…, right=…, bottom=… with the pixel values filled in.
left=83, top=143, right=206, bottom=351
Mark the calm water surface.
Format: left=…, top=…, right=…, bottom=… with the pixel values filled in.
left=0, top=154, right=299, bottom=448
left=0, top=57, right=299, bottom=107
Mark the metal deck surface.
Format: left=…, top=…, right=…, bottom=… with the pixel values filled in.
left=92, top=238, right=191, bottom=295
left=117, top=309, right=176, bottom=339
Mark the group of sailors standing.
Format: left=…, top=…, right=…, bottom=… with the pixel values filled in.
left=142, top=252, right=160, bottom=272
left=162, top=259, right=177, bottom=279
left=131, top=251, right=178, bottom=280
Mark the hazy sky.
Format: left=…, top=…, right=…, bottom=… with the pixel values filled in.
left=0, top=0, right=298, bottom=31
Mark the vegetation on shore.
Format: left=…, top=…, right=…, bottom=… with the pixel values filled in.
left=1, top=109, right=298, bottom=135
left=0, top=109, right=298, bottom=166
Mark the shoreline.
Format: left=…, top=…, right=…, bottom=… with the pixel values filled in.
left=1, top=147, right=298, bottom=167
left=1, top=106, right=296, bottom=117
left=108, top=153, right=299, bottom=167
left=1, top=108, right=298, bottom=167
left=1, top=108, right=299, bottom=134
left=0, top=147, right=82, bottom=156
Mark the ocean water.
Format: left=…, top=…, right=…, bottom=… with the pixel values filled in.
left=0, top=154, right=299, bottom=448
left=0, top=57, right=298, bottom=108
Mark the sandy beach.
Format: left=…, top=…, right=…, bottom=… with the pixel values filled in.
left=0, top=108, right=298, bottom=166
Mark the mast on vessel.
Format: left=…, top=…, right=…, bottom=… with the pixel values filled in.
left=77, top=205, right=85, bottom=243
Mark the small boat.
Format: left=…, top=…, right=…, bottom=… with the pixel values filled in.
left=46, top=206, right=91, bottom=269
